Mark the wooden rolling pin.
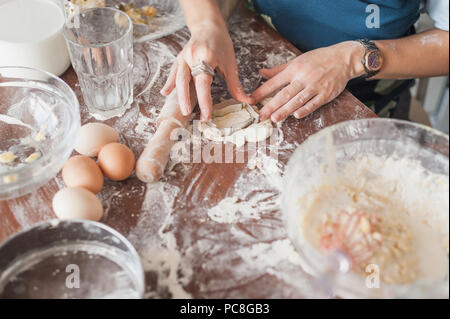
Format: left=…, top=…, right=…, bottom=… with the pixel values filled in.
left=136, top=88, right=197, bottom=183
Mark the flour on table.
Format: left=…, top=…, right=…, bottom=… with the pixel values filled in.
left=126, top=182, right=192, bottom=299
left=236, top=239, right=302, bottom=269
left=86, top=101, right=134, bottom=121
left=247, top=152, right=283, bottom=191
left=107, top=15, right=317, bottom=298
left=207, top=149, right=284, bottom=225
left=207, top=196, right=261, bottom=224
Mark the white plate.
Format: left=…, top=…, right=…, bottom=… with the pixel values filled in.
left=107, top=0, right=186, bottom=42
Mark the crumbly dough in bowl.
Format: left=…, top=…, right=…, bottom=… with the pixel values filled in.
left=282, top=119, right=449, bottom=298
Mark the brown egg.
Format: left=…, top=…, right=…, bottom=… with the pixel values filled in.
left=98, top=143, right=135, bottom=181
left=75, top=122, right=119, bottom=157
left=62, top=155, right=104, bottom=194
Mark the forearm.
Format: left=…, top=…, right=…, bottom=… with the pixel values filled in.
left=179, top=0, right=230, bottom=34
left=336, top=29, right=449, bottom=81
left=342, top=29, right=449, bottom=80
left=374, top=29, right=449, bottom=79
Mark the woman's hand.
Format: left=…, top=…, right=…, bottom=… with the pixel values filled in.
left=252, top=41, right=366, bottom=122
left=161, top=23, right=252, bottom=121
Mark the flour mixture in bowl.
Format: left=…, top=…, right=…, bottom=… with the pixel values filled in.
left=300, top=155, right=449, bottom=285
left=282, top=119, right=449, bottom=298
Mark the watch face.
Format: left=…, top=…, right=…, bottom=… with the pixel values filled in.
left=367, top=50, right=383, bottom=71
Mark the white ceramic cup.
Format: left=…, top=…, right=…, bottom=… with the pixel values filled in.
left=0, top=0, right=70, bottom=76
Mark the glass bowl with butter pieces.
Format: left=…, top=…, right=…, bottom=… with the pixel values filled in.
left=0, top=67, right=80, bottom=200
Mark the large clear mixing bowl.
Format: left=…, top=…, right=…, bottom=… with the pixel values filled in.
left=0, top=67, right=80, bottom=200
left=0, top=219, right=145, bottom=299
left=282, top=119, right=449, bottom=298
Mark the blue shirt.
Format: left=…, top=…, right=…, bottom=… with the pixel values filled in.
left=252, top=0, right=421, bottom=52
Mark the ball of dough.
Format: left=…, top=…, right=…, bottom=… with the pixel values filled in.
left=98, top=143, right=135, bottom=181
left=52, top=187, right=103, bottom=221
left=75, top=122, right=119, bottom=157
left=62, top=155, right=104, bottom=194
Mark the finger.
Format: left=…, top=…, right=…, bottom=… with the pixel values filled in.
left=251, top=71, right=290, bottom=103
left=161, top=62, right=178, bottom=96
left=193, top=73, right=213, bottom=121
left=259, top=80, right=304, bottom=121
left=271, top=89, right=316, bottom=122
left=259, top=62, right=289, bottom=79
left=176, top=60, right=192, bottom=116
left=224, top=61, right=254, bottom=105
left=293, top=95, right=324, bottom=119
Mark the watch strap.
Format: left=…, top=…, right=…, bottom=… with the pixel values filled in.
left=356, top=39, right=381, bottom=79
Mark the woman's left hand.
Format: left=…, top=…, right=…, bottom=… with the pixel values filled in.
left=252, top=41, right=365, bottom=122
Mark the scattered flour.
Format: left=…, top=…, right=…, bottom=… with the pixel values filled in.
left=236, top=239, right=302, bottom=269
left=86, top=100, right=134, bottom=121
left=127, top=182, right=192, bottom=299
left=208, top=196, right=261, bottom=224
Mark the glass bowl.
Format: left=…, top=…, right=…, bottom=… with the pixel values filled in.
left=0, top=219, right=145, bottom=299
left=0, top=66, right=80, bottom=200
left=282, top=119, right=449, bottom=298
left=107, top=0, right=185, bottom=42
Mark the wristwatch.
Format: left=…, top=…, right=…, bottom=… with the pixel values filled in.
left=356, top=39, right=383, bottom=79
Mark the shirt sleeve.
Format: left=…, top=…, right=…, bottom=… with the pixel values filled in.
left=426, top=0, right=449, bottom=31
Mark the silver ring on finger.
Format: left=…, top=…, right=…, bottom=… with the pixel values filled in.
left=190, top=60, right=215, bottom=77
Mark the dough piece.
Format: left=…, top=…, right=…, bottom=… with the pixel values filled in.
left=3, top=174, right=17, bottom=184
left=224, top=128, right=248, bottom=148
left=25, top=152, right=41, bottom=163
left=213, top=108, right=253, bottom=131
left=200, top=124, right=224, bottom=143
left=199, top=101, right=272, bottom=146
left=0, top=152, right=16, bottom=164
left=34, top=130, right=46, bottom=142
left=244, top=120, right=273, bottom=143
left=212, top=103, right=243, bottom=117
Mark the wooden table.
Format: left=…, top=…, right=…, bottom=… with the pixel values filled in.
left=0, top=4, right=375, bottom=298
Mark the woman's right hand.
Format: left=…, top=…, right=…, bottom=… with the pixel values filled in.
left=160, top=23, right=253, bottom=121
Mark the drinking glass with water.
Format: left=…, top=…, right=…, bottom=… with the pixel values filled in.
left=63, top=7, right=133, bottom=118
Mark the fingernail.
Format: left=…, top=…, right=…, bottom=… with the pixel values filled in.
left=271, top=114, right=279, bottom=123
left=201, top=113, right=210, bottom=122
